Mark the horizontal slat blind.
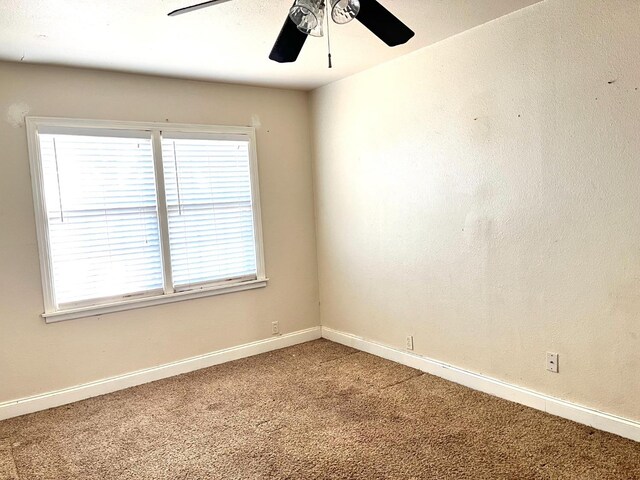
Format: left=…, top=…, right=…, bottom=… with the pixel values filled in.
left=161, top=135, right=257, bottom=289
left=39, top=132, right=164, bottom=306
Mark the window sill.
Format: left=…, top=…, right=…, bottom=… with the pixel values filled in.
left=42, top=278, right=268, bottom=323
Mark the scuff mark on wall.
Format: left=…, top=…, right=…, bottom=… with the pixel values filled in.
left=5, top=102, right=30, bottom=128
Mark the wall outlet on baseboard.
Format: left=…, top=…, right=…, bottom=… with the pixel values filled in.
left=406, top=335, right=414, bottom=351
left=546, top=352, right=559, bottom=373
left=271, top=321, right=280, bottom=335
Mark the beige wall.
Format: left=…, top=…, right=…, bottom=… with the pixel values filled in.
left=2, top=0, right=639, bottom=424
left=0, top=62, right=319, bottom=402
left=311, top=0, right=640, bottom=421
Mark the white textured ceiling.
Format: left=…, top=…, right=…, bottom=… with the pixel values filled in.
left=0, top=0, right=541, bottom=90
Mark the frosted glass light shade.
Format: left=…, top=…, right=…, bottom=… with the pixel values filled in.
left=289, top=0, right=321, bottom=34
left=306, top=2, right=325, bottom=37
left=331, top=0, right=360, bottom=24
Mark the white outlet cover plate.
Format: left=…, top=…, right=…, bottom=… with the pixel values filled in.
left=406, top=336, right=414, bottom=351
left=546, top=352, right=559, bottom=373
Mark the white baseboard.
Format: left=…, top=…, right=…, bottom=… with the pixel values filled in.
left=321, top=326, right=640, bottom=443
left=0, top=326, right=321, bottom=421
left=3, top=325, right=638, bottom=443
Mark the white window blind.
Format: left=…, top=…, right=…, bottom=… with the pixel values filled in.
left=39, top=132, right=163, bottom=307
left=161, top=135, right=258, bottom=289
left=29, top=118, right=266, bottom=321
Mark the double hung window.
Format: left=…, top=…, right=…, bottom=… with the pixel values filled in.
left=27, top=118, right=266, bottom=322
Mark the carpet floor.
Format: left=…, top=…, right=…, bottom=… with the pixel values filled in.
left=0, top=339, right=638, bottom=479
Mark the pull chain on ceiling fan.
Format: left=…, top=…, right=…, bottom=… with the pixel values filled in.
left=168, top=0, right=414, bottom=65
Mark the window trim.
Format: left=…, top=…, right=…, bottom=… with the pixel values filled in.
left=26, top=116, right=268, bottom=323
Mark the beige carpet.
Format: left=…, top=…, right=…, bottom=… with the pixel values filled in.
left=0, top=339, right=638, bottom=479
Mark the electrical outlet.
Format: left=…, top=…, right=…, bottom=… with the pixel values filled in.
left=271, top=321, right=279, bottom=335
left=546, top=352, right=559, bottom=373
left=406, top=335, right=414, bottom=351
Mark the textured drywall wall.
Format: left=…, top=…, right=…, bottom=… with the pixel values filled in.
left=311, top=0, right=640, bottom=421
left=0, top=62, right=319, bottom=402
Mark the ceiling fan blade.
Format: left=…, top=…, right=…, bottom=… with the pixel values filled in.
left=269, top=17, right=308, bottom=63
left=168, top=0, right=233, bottom=17
left=356, top=0, right=414, bottom=47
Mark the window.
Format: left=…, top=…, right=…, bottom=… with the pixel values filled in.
left=27, top=118, right=266, bottom=322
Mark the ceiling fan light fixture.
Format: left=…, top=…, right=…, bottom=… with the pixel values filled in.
left=305, top=1, right=325, bottom=37
left=331, top=0, right=360, bottom=24
left=169, top=0, right=414, bottom=65
left=289, top=0, right=322, bottom=35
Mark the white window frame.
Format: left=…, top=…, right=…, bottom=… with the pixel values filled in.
left=27, top=117, right=267, bottom=323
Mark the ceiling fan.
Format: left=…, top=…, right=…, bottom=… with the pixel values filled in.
left=168, top=0, right=415, bottom=65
